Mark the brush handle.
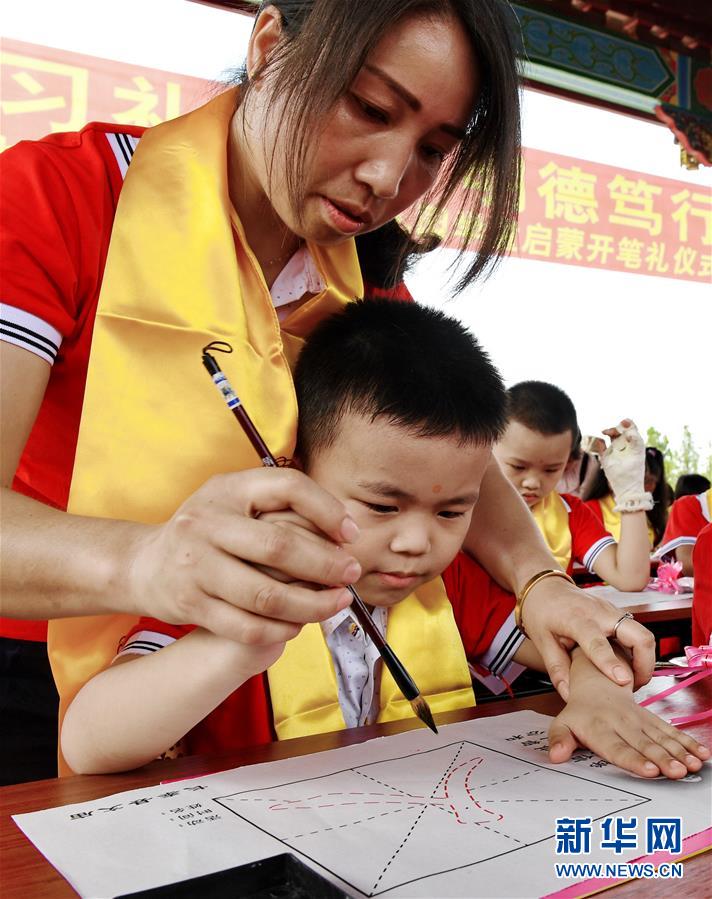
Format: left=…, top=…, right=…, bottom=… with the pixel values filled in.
left=347, top=586, right=420, bottom=701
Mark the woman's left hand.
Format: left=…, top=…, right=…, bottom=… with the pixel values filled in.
left=521, top=577, right=656, bottom=700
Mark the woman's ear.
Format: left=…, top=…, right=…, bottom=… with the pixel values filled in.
left=246, top=6, right=284, bottom=80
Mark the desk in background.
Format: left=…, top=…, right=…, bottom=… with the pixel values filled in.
left=586, top=584, right=693, bottom=654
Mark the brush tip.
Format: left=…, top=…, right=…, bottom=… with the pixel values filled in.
left=410, top=695, right=438, bottom=734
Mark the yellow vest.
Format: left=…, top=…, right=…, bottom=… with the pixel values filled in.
left=48, top=89, right=363, bottom=773
left=268, top=578, right=475, bottom=740
left=531, top=493, right=572, bottom=572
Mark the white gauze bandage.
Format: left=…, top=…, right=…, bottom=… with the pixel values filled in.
left=600, top=421, right=654, bottom=513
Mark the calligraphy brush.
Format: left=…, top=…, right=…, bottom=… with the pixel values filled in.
left=202, top=341, right=438, bottom=734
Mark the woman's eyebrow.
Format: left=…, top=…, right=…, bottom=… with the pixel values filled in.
left=363, top=63, right=466, bottom=140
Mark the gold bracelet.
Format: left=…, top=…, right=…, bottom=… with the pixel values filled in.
left=515, top=569, right=576, bottom=635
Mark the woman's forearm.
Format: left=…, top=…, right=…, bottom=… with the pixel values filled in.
left=464, top=457, right=559, bottom=591
left=0, top=487, right=148, bottom=619
left=61, top=629, right=260, bottom=773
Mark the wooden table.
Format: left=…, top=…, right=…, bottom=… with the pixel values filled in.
left=1, top=685, right=710, bottom=898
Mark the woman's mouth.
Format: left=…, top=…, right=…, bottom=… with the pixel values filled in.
left=321, top=197, right=369, bottom=235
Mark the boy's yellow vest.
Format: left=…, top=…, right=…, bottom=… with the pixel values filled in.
left=268, top=578, right=475, bottom=740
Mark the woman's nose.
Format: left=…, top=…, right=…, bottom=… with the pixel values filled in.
left=355, top=140, right=412, bottom=200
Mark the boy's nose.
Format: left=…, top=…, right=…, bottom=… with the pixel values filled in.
left=522, top=473, right=540, bottom=489
left=389, top=522, right=431, bottom=556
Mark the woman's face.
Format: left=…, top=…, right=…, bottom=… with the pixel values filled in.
left=245, top=11, right=479, bottom=244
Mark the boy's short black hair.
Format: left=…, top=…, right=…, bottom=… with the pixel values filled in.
left=294, top=298, right=506, bottom=466
left=506, top=380, right=579, bottom=449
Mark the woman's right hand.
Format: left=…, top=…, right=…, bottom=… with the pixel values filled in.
left=125, top=467, right=360, bottom=645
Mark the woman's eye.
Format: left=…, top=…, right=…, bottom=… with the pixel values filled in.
left=365, top=502, right=397, bottom=514
left=355, top=97, right=389, bottom=124
left=421, top=145, right=445, bottom=164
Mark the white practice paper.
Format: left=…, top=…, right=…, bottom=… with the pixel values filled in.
left=12, top=711, right=711, bottom=898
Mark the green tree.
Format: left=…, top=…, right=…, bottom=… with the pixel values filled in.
left=646, top=426, right=679, bottom=484
left=678, top=425, right=700, bottom=475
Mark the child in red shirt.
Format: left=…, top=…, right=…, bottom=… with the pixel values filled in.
left=494, top=381, right=650, bottom=591
left=61, top=301, right=707, bottom=780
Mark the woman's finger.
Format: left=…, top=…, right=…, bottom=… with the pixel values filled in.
left=219, top=468, right=360, bottom=544
left=564, top=616, right=634, bottom=686
left=609, top=616, right=656, bottom=687
left=180, top=504, right=362, bottom=588
left=535, top=634, right=573, bottom=699
left=190, top=591, right=303, bottom=647
left=197, top=550, right=352, bottom=624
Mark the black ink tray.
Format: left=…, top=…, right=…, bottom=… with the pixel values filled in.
left=118, top=852, right=350, bottom=898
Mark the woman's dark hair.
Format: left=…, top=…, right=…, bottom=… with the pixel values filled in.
left=240, top=0, right=523, bottom=290
left=584, top=446, right=669, bottom=546
left=674, top=473, right=711, bottom=500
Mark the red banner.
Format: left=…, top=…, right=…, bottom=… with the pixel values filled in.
left=2, top=39, right=709, bottom=283
left=420, top=147, right=710, bottom=283
left=1, top=38, right=211, bottom=148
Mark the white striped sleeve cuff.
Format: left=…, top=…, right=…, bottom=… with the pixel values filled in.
left=654, top=535, right=698, bottom=559
left=115, top=629, right=176, bottom=660
left=582, top=535, right=617, bottom=572
left=0, top=304, right=61, bottom=364
left=471, top=611, right=526, bottom=696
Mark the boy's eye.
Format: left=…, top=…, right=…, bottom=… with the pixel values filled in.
left=365, top=502, right=398, bottom=514
left=508, top=464, right=525, bottom=471
left=438, top=510, right=465, bottom=520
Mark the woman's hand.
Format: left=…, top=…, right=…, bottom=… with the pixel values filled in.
left=126, top=467, right=360, bottom=645
left=521, top=577, right=656, bottom=699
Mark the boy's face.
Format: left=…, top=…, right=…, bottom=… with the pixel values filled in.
left=306, top=411, right=491, bottom=607
left=493, top=420, right=572, bottom=507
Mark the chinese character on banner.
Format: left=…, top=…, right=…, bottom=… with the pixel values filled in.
left=607, top=175, right=662, bottom=236
left=521, top=223, right=552, bottom=257
left=646, top=818, right=682, bottom=854
left=600, top=816, right=638, bottom=854
left=671, top=190, right=712, bottom=245
left=0, top=50, right=88, bottom=149
left=555, top=227, right=585, bottom=260
left=616, top=237, right=644, bottom=270
left=644, top=241, right=669, bottom=273
left=538, top=162, right=599, bottom=225
left=112, top=75, right=181, bottom=127
left=585, top=234, right=615, bottom=265
left=673, top=246, right=697, bottom=276
left=555, top=817, right=592, bottom=855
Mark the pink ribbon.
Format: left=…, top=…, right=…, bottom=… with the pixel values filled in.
left=647, top=560, right=686, bottom=594
left=639, top=644, right=712, bottom=725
